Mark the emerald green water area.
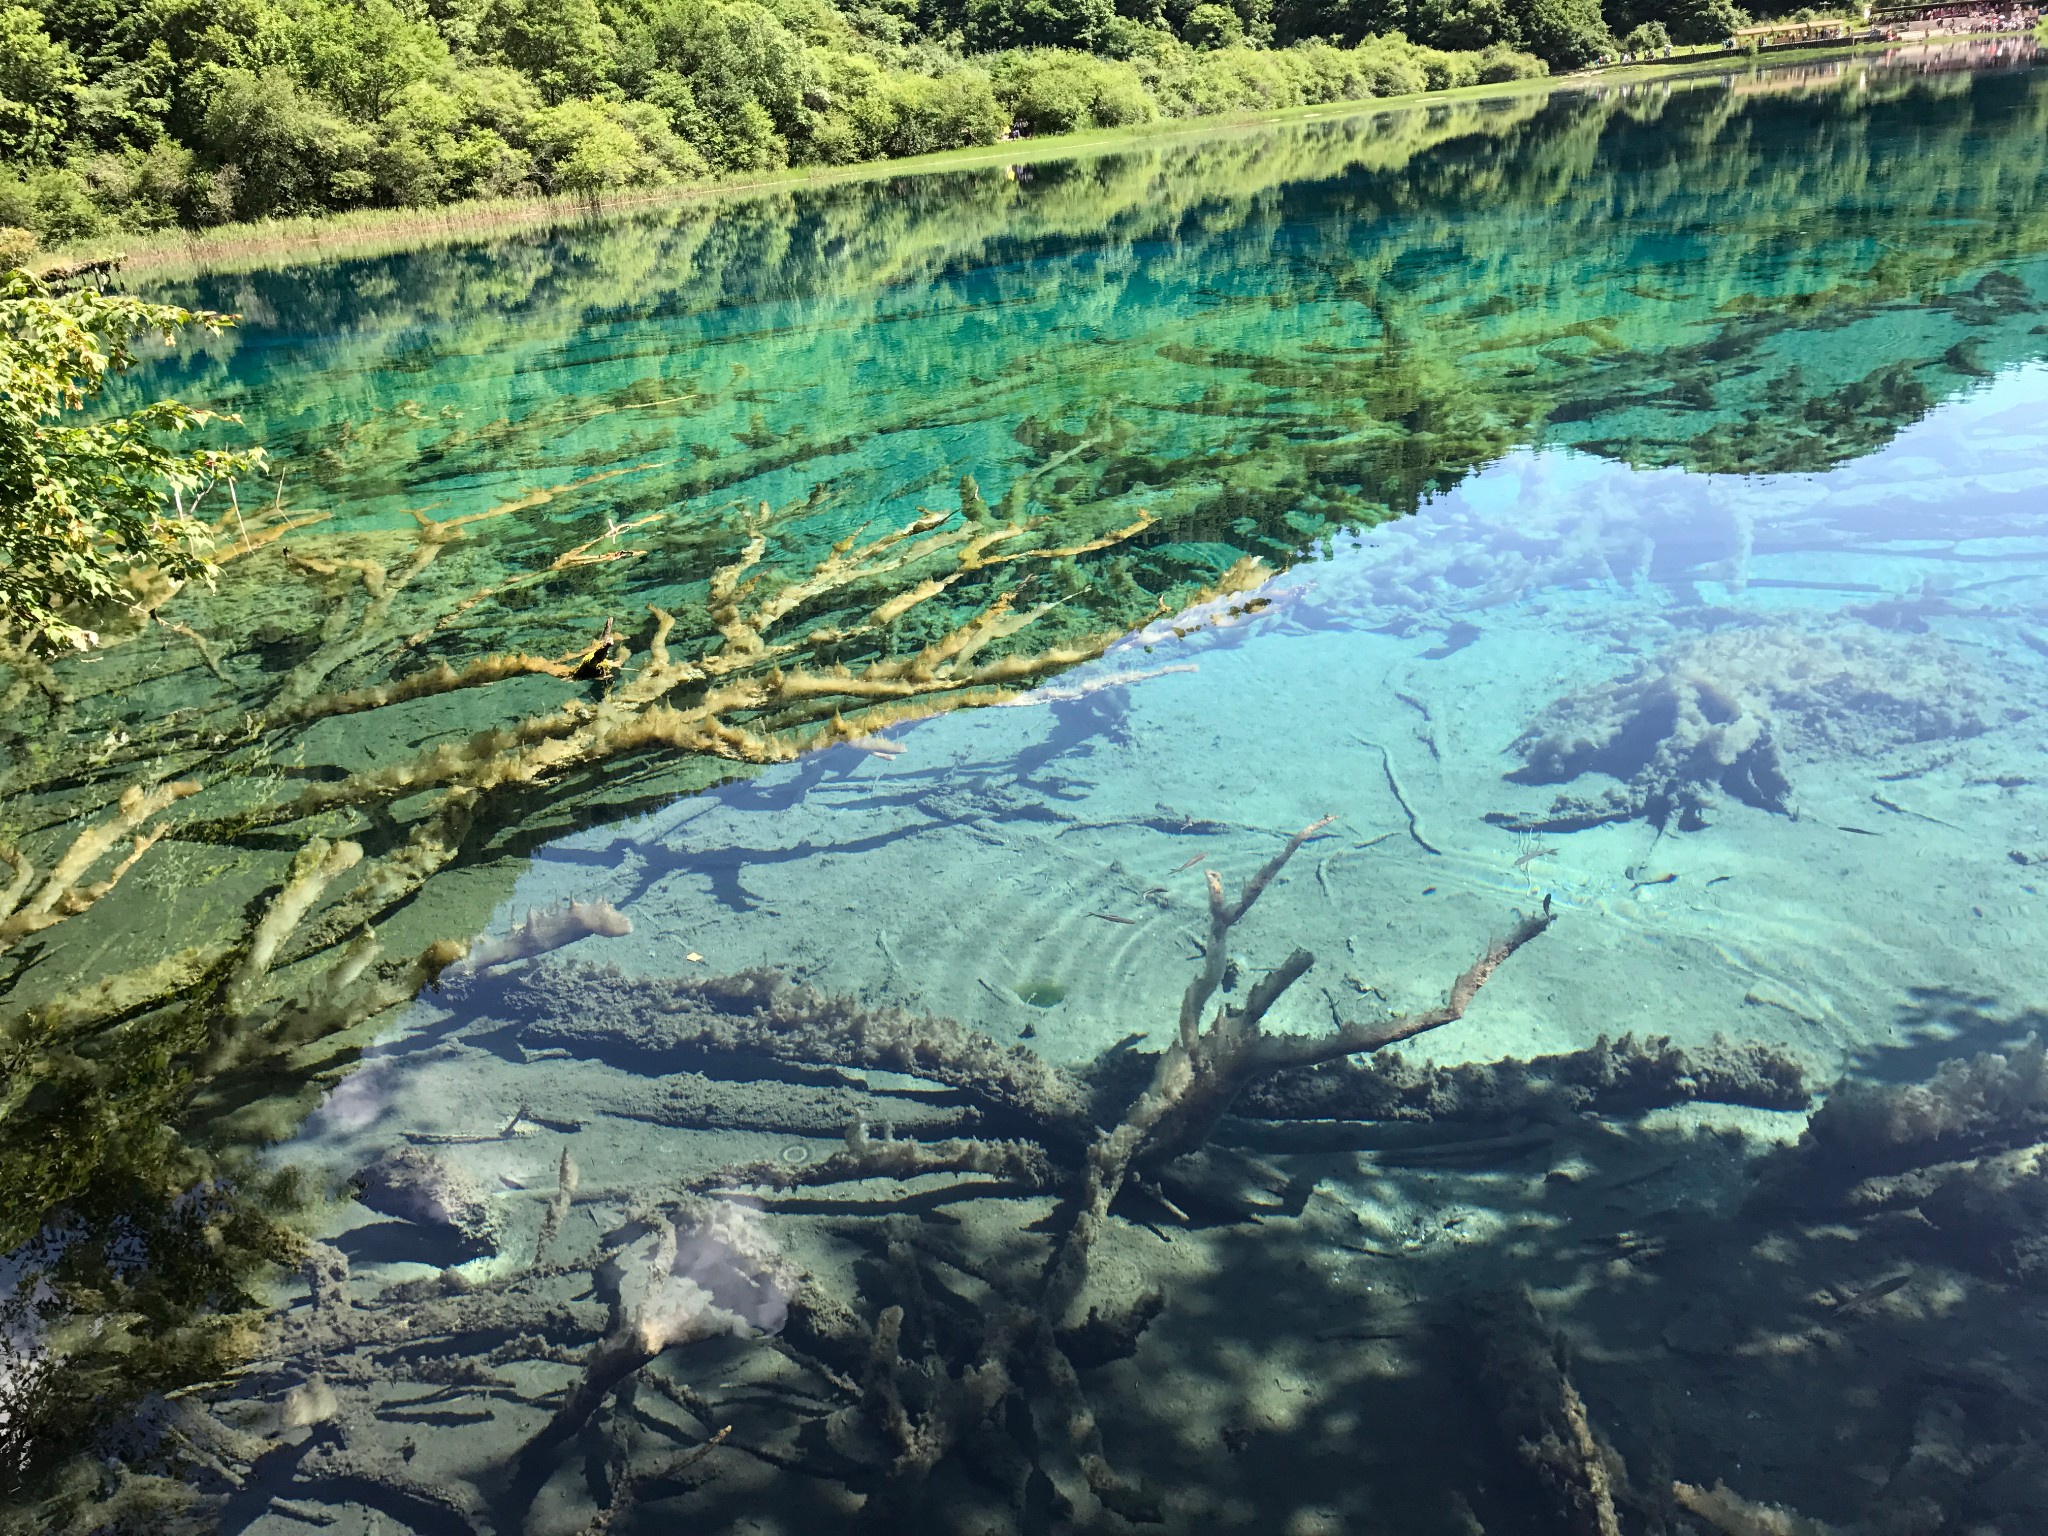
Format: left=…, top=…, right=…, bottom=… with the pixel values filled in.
left=127, top=54, right=2048, bottom=547
left=8, top=45, right=2048, bottom=1536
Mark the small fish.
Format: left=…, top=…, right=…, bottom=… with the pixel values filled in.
left=1512, top=844, right=1557, bottom=870
left=1091, top=912, right=1138, bottom=925
left=1172, top=851, right=1209, bottom=873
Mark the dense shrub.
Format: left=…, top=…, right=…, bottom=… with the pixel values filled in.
left=1478, top=40, right=1548, bottom=78
left=1516, top=0, right=1614, bottom=64
left=874, top=68, right=1009, bottom=155
left=1617, top=0, right=1746, bottom=42
left=0, top=164, right=102, bottom=241
left=527, top=97, right=707, bottom=191
left=990, top=49, right=1155, bottom=133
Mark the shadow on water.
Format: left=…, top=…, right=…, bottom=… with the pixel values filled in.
left=1848, top=988, right=2048, bottom=1087
left=180, top=951, right=2048, bottom=1536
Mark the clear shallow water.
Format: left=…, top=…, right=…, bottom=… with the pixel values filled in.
left=9, top=49, right=2048, bottom=1536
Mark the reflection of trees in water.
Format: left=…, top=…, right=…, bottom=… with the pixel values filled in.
left=128, top=62, right=2048, bottom=525
left=6, top=60, right=2048, bottom=1526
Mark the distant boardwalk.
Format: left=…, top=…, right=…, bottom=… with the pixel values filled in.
left=1870, top=1, right=2043, bottom=37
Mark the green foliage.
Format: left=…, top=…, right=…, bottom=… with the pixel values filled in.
left=1477, top=38, right=1547, bottom=77
left=197, top=67, right=370, bottom=218
left=477, top=0, right=621, bottom=102
left=1184, top=3, right=1246, bottom=47
left=529, top=94, right=707, bottom=188
left=1413, top=0, right=1519, bottom=52
left=807, top=55, right=1008, bottom=158
left=0, top=0, right=1577, bottom=246
left=621, top=0, right=813, bottom=168
left=289, top=0, right=447, bottom=119
left=990, top=47, right=1154, bottom=131
left=965, top=0, right=1118, bottom=50
left=0, top=4, right=81, bottom=161
left=1622, top=18, right=1669, bottom=47
left=0, top=270, right=261, bottom=650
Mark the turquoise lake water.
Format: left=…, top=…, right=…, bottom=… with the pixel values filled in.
left=8, top=44, right=2048, bottom=1536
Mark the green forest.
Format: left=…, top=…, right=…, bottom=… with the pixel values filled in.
left=0, top=0, right=1774, bottom=251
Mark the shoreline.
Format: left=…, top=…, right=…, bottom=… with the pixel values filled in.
left=41, top=38, right=2020, bottom=284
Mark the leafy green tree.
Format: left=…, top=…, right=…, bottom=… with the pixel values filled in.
left=625, top=0, right=811, bottom=169
left=1623, top=18, right=1669, bottom=47
left=475, top=0, right=619, bottom=103
left=65, top=42, right=176, bottom=151
left=878, top=66, right=1007, bottom=152
left=966, top=0, right=1117, bottom=51
left=527, top=95, right=704, bottom=189
left=1411, top=0, right=1517, bottom=51
left=195, top=66, right=369, bottom=217
left=1515, top=0, right=1609, bottom=63
left=98, top=0, right=299, bottom=144
left=1613, top=0, right=1744, bottom=44
left=0, top=163, right=103, bottom=240
left=0, top=270, right=262, bottom=652
left=1183, top=3, right=1244, bottom=47
left=0, top=5, right=82, bottom=162
left=288, top=0, right=446, bottom=119
left=369, top=73, right=537, bottom=203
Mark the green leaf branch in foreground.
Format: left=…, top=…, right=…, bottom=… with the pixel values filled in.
left=0, top=269, right=262, bottom=651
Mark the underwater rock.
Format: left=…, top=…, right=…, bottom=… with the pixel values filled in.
left=1505, top=665, right=1792, bottom=831
left=1915, top=1150, right=2048, bottom=1290
left=1750, top=1038, right=2048, bottom=1287
left=351, top=1147, right=500, bottom=1258
left=1499, top=625, right=1988, bottom=831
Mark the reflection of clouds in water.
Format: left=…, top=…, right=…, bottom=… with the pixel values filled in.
left=310, top=1061, right=394, bottom=1135
left=0, top=1233, right=69, bottom=1448
left=1284, top=449, right=1736, bottom=631
left=1287, top=365, right=2048, bottom=635
left=617, top=1200, right=790, bottom=1352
